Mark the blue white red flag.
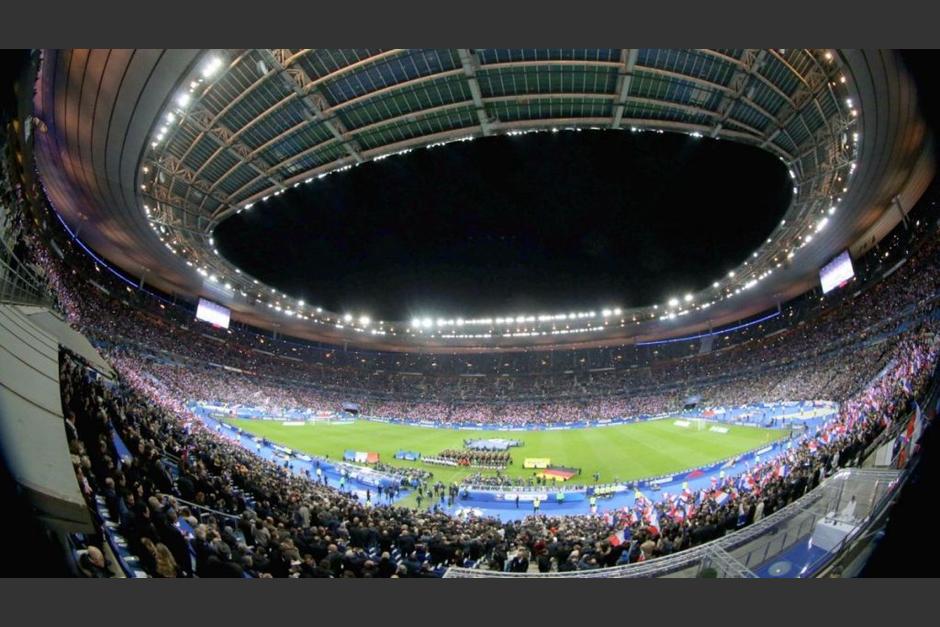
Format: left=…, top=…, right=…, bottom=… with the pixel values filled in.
left=645, top=508, right=660, bottom=535
left=608, top=527, right=631, bottom=547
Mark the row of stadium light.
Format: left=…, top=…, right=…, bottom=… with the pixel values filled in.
left=137, top=53, right=393, bottom=337
left=141, top=49, right=858, bottom=341
left=408, top=309, right=623, bottom=329
left=687, top=57, right=860, bottom=317
left=147, top=55, right=223, bottom=150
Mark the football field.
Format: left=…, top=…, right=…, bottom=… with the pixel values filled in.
left=227, top=417, right=784, bottom=489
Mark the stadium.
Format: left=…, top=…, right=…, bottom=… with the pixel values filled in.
left=0, top=47, right=939, bottom=579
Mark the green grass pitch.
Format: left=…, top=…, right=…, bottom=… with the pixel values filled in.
left=227, top=417, right=783, bottom=502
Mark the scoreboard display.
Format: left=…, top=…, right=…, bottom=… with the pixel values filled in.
left=195, top=298, right=231, bottom=328
left=820, top=250, right=855, bottom=294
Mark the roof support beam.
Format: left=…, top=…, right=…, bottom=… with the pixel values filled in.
left=261, top=49, right=364, bottom=165
left=710, top=49, right=767, bottom=138
left=153, top=155, right=230, bottom=207
left=458, top=49, right=493, bottom=136
left=209, top=113, right=800, bottom=227
left=184, top=103, right=286, bottom=197
left=144, top=183, right=210, bottom=234
left=611, top=48, right=639, bottom=129
left=204, top=68, right=468, bottom=191
left=206, top=56, right=795, bottom=199
left=156, top=49, right=846, bottom=246
left=185, top=52, right=403, bottom=183
left=217, top=92, right=768, bottom=212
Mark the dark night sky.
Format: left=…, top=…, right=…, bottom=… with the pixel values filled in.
left=217, top=131, right=792, bottom=320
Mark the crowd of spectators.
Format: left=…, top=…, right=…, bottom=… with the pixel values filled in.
left=43, top=256, right=940, bottom=576
left=5, top=134, right=940, bottom=575
left=87, top=325, right=906, bottom=430
left=56, top=309, right=939, bottom=576
left=65, top=313, right=936, bottom=575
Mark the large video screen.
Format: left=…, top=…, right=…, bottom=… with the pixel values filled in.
left=195, top=298, right=231, bottom=328
left=819, top=250, right=855, bottom=294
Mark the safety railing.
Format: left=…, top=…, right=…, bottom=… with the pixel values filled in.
left=0, top=239, right=50, bottom=306
left=443, top=467, right=901, bottom=578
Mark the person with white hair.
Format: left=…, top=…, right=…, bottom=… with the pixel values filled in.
left=77, top=546, right=111, bottom=578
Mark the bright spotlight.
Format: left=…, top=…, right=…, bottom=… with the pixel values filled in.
left=201, top=57, right=223, bottom=78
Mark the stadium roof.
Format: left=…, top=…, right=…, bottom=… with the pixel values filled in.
left=31, top=49, right=935, bottom=352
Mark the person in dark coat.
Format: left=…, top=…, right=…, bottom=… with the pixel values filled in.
left=203, top=541, right=244, bottom=578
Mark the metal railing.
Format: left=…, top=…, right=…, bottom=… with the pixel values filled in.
left=156, top=494, right=242, bottom=524
left=443, top=467, right=900, bottom=578
left=0, top=238, right=50, bottom=306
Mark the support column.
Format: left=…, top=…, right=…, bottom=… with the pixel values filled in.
left=893, top=195, right=909, bottom=230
